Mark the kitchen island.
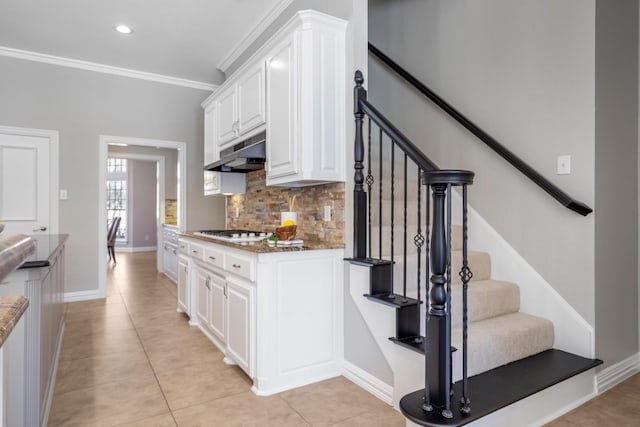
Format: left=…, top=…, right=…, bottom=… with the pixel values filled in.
left=178, top=232, right=344, bottom=396
left=0, top=234, right=67, bottom=427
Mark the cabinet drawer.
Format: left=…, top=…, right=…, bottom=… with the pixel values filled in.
left=188, top=242, right=204, bottom=260
left=204, top=246, right=225, bottom=269
left=225, top=253, right=256, bottom=282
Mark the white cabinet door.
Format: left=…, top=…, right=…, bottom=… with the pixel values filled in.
left=264, top=13, right=346, bottom=187
left=216, top=86, right=238, bottom=146
left=177, top=256, right=190, bottom=314
left=195, top=266, right=210, bottom=327
left=237, top=63, right=265, bottom=136
left=209, top=274, right=227, bottom=344
left=226, top=276, right=254, bottom=377
left=265, top=35, right=298, bottom=179
left=204, top=103, right=217, bottom=165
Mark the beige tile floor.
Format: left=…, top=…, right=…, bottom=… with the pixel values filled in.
left=48, top=251, right=405, bottom=426
left=545, top=372, right=640, bottom=427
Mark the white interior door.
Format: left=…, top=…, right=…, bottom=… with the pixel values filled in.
left=0, top=133, right=51, bottom=235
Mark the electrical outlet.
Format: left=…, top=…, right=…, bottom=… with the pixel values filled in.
left=324, top=205, right=331, bottom=221
left=557, top=155, right=571, bottom=175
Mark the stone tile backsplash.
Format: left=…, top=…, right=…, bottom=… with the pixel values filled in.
left=226, top=169, right=344, bottom=244
left=164, top=199, right=177, bottom=225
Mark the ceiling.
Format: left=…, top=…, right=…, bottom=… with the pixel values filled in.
left=0, top=0, right=290, bottom=86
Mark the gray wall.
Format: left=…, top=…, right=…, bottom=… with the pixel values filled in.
left=368, top=0, right=640, bottom=369
left=129, top=160, right=157, bottom=248
left=369, top=0, right=596, bottom=322
left=109, top=145, right=179, bottom=199
left=594, top=0, right=639, bottom=368
left=0, top=56, right=226, bottom=294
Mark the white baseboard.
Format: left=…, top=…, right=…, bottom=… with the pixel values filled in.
left=115, top=246, right=157, bottom=253
left=597, top=352, right=640, bottom=393
left=342, top=360, right=394, bottom=405
left=64, top=289, right=103, bottom=302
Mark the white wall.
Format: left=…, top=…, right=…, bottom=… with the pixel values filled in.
left=0, top=56, right=225, bottom=294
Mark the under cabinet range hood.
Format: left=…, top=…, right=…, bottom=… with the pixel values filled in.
left=205, top=131, right=266, bottom=173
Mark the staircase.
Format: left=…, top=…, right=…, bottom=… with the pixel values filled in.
left=348, top=70, right=601, bottom=426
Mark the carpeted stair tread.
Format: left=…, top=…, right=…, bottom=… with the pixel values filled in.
left=451, top=312, right=554, bottom=379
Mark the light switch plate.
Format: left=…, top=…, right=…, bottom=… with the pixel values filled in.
left=324, top=205, right=331, bottom=221
left=557, top=155, right=571, bottom=175
left=60, top=189, right=68, bottom=200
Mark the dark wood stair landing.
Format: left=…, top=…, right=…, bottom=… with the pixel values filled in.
left=400, top=349, right=603, bottom=427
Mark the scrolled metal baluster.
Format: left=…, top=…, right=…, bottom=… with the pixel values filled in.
left=414, top=168, right=424, bottom=345
left=459, top=183, right=472, bottom=415
left=366, top=118, right=374, bottom=259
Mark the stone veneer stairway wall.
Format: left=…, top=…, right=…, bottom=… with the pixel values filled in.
left=226, top=169, right=345, bottom=244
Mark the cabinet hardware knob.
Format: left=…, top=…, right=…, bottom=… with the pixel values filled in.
left=209, top=256, right=216, bottom=260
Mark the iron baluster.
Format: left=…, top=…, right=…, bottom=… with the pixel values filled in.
left=366, top=118, right=373, bottom=259
left=460, top=184, right=472, bottom=415
left=414, top=169, right=424, bottom=345
left=402, top=153, right=408, bottom=302
left=423, top=177, right=432, bottom=412
left=443, top=183, right=453, bottom=419
left=378, top=127, right=383, bottom=259
left=389, top=142, right=395, bottom=299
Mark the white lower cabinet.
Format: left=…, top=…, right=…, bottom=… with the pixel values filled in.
left=226, top=275, right=254, bottom=377
left=208, top=272, right=227, bottom=344
left=180, top=236, right=343, bottom=395
left=177, top=255, right=190, bottom=314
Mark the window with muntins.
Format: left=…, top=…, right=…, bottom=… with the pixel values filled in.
left=107, top=158, right=128, bottom=242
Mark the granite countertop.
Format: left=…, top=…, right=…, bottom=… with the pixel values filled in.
left=0, top=295, right=29, bottom=348
left=20, top=234, right=69, bottom=269
left=181, top=231, right=344, bottom=253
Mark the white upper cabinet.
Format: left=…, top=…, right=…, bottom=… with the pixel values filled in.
left=237, top=64, right=266, bottom=136
left=265, top=11, right=347, bottom=187
left=203, top=88, right=246, bottom=196
left=201, top=10, right=346, bottom=188
left=204, top=102, right=217, bottom=165
left=214, top=63, right=266, bottom=148
left=216, top=85, right=238, bottom=146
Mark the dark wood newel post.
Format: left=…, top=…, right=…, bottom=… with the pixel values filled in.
left=423, top=170, right=474, bottom=419
left=427, top=183, right=452, bottom=417
left=353, top=70, right=367, bottom=259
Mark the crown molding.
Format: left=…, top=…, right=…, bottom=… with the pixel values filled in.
left=0, top=46, right=217, bottom=91
left=216, top=0, right=295, bottom=73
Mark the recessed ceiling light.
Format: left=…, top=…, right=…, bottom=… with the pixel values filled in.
left=114, top=24, right=133, bottom=35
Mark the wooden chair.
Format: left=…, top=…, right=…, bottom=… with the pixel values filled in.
left=107, top=217, right=121, bottom=263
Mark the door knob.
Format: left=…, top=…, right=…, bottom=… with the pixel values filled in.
left=33, top=226, right=47, bottom=232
